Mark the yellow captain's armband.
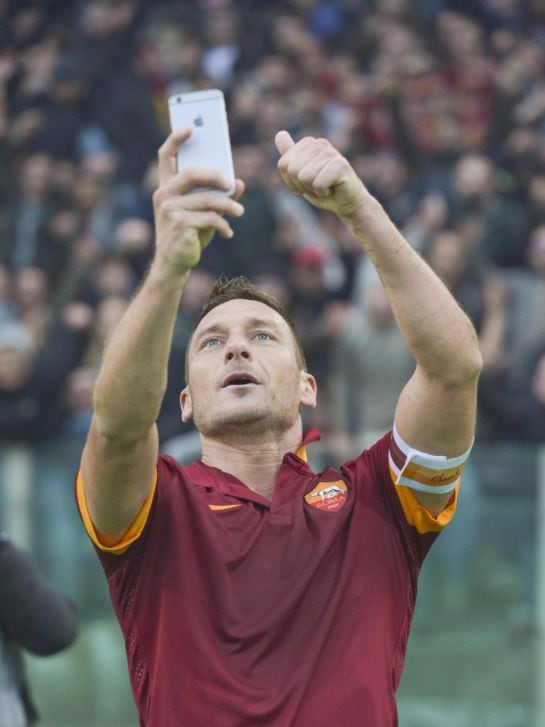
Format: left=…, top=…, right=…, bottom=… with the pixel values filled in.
left=388, top=423, right=472, bottom=495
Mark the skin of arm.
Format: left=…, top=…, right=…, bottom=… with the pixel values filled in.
left=81, top=127, right=245, bottom=540
left=275, top=131, right=483, bottom=515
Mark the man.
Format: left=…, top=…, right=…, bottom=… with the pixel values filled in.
left=0, top=533, right=78, bottom=726
left=76, top=128, right=482, bottom=726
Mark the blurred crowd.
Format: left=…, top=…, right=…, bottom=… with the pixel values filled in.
left=1, top=0, right=545, bottom=463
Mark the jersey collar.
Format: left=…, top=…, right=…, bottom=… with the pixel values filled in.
left=185, top=428, right=322, bottom=505
left=293, top=427, right=321, bottom=463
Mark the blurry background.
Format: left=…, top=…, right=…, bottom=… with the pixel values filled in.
left=0, top=0, right=544, bottom=725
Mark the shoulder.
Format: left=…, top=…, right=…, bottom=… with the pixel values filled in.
left=157, top=452, right=186, bottom=480
left=154, top=453, right=201, bottom=505
left=341, top=433, right=392, bottom=492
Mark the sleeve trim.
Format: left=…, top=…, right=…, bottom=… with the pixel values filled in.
left=76, top=468, right=157, bottom=555
left=389, top=463, right=459, bottom=533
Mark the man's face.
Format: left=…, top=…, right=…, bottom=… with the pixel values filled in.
left=181, top=299, right=316, bottom=437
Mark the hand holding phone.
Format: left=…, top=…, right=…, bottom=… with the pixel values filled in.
left=168, top=89, right=236, bottom=196
left=154, top=120, right=244, bottom=276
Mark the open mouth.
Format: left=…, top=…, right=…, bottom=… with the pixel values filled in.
left=222, top=373, right=259, bottom=387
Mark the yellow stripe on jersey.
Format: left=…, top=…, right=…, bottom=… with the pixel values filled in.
left=76, top=468, right=157, bottom=555
left=209, top=503, right=243, bottom=511
left=389, top=464, right=459, bottom=534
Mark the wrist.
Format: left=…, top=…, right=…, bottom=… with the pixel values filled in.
left=339, top=191, right=383, bottom=238
left=148, top=255, right=191, bottom=289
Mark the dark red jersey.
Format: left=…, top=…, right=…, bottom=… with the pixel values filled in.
left=77, top=431, right=454, bottom=726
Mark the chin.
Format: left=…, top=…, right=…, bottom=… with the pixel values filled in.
left=195, top=405, right=295, bottom=438
left=195, top=408, right=269, bottom=437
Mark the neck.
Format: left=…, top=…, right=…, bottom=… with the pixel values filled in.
left=200, top=420, right=304, bottom=500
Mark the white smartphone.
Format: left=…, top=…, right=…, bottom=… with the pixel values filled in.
left=168, top=89, right=236, bottom=196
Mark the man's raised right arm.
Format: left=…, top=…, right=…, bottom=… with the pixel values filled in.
left=80, top=128, right=245, bottom=543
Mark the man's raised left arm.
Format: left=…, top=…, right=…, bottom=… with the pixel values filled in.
left=275, top=132, right=482, bottom=515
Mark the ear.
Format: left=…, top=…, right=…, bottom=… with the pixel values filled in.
left=299, top=371, right=317, bottom=409
left=180, top=387, right=193, bottom=423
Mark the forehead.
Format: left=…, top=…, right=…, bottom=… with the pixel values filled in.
left=192, top=298, right=291, bottom=340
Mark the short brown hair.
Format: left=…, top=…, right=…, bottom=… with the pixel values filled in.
left=185, top=275, right=306, bottom=381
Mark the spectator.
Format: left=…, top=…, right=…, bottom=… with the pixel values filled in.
left=62, top=365, right=99, bottom=438
left=498, top=223, right=545, bottom=376
left=217, top=144, right=279, bottom=277
left=0, top=532, right=78, bottom=727
left=0, top=0, right=544, bottom=451
left=2, top=154, right=58, bottom=271
left=287, top=246, right=345, bottom=380
left=448, top=153, right=527, bottom=268
left=328, top=271, right=415, bottom=461
left=75, top=0, right=164, bottom=186
left=0, top=310, right=91, bottom=441
left=423, top=229, right=509, bottom=372
left=479, top=343, right=545, bottom=440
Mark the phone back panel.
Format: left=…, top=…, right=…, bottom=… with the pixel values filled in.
left=168, top=90, right=235, bottom=195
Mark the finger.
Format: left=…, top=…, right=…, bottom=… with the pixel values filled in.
left=157, top=167, right=233, bottom=197
left=296, top=148, right=336, bottom=187
left=158, top=127, right=192, bottom=185
left=275, top=130, right=295, bottom=156
left=278, top=166, right=303, bottom=196
left=232, top=178, right=245, bottom=201
left=286, top=142, right=332, bottom=180
left=311, top=159, right=347, bottom=194
left=168, top=192, right=245, bottom=217
left=175, top=210, right=234, bottom=239
left=277, top=137, right=322, bottom=196
left=277, top=136, right=315, bottom=171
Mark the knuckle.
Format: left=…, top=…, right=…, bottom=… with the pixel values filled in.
left=157, top=143, right=167, bottom=157
left=213, top=194, right=229, bottom=209
left=164, top=199, right=180, bottom=214
left=173, top=212, right=193, bottom=230
left=173, top=211, right=188, bottom=225
left=181, top=167, right=197, bottom=182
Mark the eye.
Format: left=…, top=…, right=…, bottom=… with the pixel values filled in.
left=254, top=331, right=272, bottom=342
left=203, top=337, right=223, bottom=348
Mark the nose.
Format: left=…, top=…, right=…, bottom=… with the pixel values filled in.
left=225, top=337, right=250, bottom=361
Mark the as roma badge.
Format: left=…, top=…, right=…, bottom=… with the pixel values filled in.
left=305, top=479, right=348, bottom=512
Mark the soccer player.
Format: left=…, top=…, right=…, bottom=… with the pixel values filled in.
left=76, top=128, right=482, bottom=726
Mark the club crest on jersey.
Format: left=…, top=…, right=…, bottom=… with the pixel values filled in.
left=305, top=479, right=348, bottom=512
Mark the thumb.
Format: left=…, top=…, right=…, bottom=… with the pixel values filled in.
left=275, top=130, right=295, bottom=156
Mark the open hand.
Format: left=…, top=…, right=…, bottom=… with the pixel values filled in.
left=275, top=131, right=367, bottom=222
